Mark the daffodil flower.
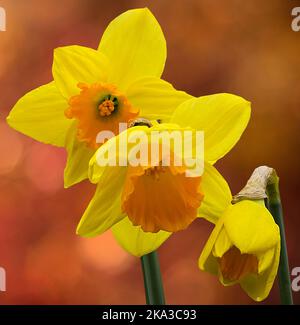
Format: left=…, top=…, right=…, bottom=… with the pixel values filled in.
left=77, top=93, right=251, bottom=256
left=198, top=177, right=280, bottom=301
left=6, top=8, right=190, bottom=187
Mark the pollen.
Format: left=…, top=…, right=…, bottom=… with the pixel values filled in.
left=98, top=99, right=115, bottom=116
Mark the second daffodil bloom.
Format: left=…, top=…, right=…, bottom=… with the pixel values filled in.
left=77, top=93, right=251, bottom=257
left=198, top=177, right=280, bottom=301
left=6, top=8, right=190, bottom=187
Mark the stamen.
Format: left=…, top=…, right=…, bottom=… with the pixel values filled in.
left=145, top=166, right=166, bottom=181
left=98, top=99, right=115, bottom=116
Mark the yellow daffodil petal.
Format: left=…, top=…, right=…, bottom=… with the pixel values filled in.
left=6, top=82, right=71, bottom=147
left=212, top=227, right=233, bottom=258
left=98, top=8, right=166, bottom=91
left=76, top=166, right=127, bottom=237
left=198, top=163, right=232, bottom=224
left=170, top=94, right=251, bottom=164
left=112, top=217, right=171, bottom=257
left=88, top=126, right=145, bottom=184
left=88, top=151, right=105, bottom=184
left=240, top=243, right=280, bottom=301
left=224, top=200, right=280, bottom=254
left=53, top=45, right=109, bottom=98
left=64, top=124, right=95, bottom=188
left=257, top=247, right=276, bottom=274
left=198, top=216, right=225, bottom=275
left=126, top=77, right=192, bottom=121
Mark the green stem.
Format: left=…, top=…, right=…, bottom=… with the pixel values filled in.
left=141, top=251, right=165, bottom=305
left=266, top=172, right=293, bottom=305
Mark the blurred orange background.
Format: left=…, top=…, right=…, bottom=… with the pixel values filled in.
left=0, top=0, right=299, bottom=304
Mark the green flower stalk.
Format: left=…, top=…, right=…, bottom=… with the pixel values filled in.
left=141, top=252, right=165, bottom=305
left=266, top=169, right=293, bottom=305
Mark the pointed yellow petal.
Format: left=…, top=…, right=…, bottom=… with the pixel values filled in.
left=112, top=217, right=171, bottom=257
left=198, top=216, right=225, bottom=275
left=240, top=243, right=280, bottom=301
left=126, top=77, right=192, bottom=121
left=257, top=247, right=276, bottom=274
left=53, top=45, right=109, bottom=98
left=171, top=94, right=251, bottom=163
left=64, top=124, right=95, bottom=188
left=212, top=227, right=233, bottom=258
left=88, top=127, right=136, bottom=184
left=76, top=166, right=127, bottom=237
left=98, top=8, right=166, bottom=90
left=198, top=163, right=232, bottom=224
left=7, top=82, right=71, bottom=147
left=224, top=200, right=280, bottom=254
left=88, top=124, right=157, bottom=184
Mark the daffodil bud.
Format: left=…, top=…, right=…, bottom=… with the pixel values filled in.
left=198, top=166, right=282, bottom=301
left=199, top=200, right=280, bottom=301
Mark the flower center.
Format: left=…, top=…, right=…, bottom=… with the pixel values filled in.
left=65, top=82, right=139, bottom=148
left=219, top=246, right=258, bottom=281
left=98, top=99, right=115, bottom=116
left=144, top=166, right=166, bottom=181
